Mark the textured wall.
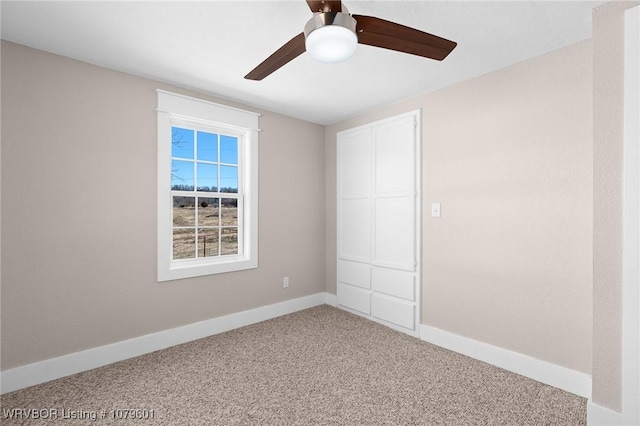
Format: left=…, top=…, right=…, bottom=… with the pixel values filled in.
left=326, top=40, right=593, bottom=374
left=0, top=41, right=326, bottom=370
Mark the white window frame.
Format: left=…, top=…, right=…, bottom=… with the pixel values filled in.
left=157, top=90, right=259, bottom=281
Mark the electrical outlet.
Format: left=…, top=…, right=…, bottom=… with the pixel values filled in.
left=283, top=276, right=290, bottom=288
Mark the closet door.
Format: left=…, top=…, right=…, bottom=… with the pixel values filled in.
left=371, top=116, right=418, bottom=332
left=337, top=111, right=421, bottom=336
left=337, top=127, right=372, bottom=315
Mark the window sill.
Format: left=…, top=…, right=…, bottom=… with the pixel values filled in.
left=158, top=257, right=258, bottom=282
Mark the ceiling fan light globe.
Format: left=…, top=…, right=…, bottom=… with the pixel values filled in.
left=305, top=25, right=357, bottom=63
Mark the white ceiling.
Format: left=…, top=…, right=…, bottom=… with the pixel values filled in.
left=1, top=0, right=606, bottom=125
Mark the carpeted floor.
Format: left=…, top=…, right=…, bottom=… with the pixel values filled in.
left=1, top=305, right=586, bottom=425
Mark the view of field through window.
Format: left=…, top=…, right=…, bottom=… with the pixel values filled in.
left=171, top=126, right=240, bottom=260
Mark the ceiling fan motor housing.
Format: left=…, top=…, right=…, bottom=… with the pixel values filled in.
left=304, top=12, right=358, bottom=63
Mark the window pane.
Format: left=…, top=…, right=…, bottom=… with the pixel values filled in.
left=198, top=198, right=219, bottom=226
left=220, top=135, right=238, bottom=164
left=221, top=198, right=238, bottom=226
left=172, top=127, right=194, bottom=159
left=197, top=131, right=218, bottom=162
left=220, top=166, right=238, bottom=193
left=173, top=197, right=195, bottom=226
left=198, top=228, right=219, bottom=257
left=173, top=229, right=196, bottom=259
left=196, top=163, right=217, bottom=192
left=172, top=160, right=194, bottom=191
left=221, top=227, right=238, bottom=255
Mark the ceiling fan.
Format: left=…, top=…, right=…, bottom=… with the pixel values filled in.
left=245, top=0, right=457, bottom=81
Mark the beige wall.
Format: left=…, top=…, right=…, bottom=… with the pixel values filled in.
left=326, top=40, right=593, bottom=374
left=592, top=0, right=640, bottom=412
left=0, top=41, right=326, bottom=370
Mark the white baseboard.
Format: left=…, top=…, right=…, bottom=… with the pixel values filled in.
left=420, top=324, right=592, bottom=399
left=324, top=292, right=337, bottom=307
left=1, top=292, right=335, bottom=394
left=587, top=401, right=623, bottom=425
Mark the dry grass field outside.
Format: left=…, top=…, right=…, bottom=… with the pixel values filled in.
left=172, top=197, right=238, bottom=259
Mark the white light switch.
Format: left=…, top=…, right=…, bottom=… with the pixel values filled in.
left=431, top=203, right=441, bottom=217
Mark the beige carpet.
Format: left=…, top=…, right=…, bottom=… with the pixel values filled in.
left=1, top=305, right=586, bottom=425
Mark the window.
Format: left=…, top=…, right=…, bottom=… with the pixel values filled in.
left=171, top=124, right=242, bottom=259
left=157, top=90, right=259, bottom=281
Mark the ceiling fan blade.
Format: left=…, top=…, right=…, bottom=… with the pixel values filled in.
left=306, top=0, right=342, bottom=13
left=245, top=33, right=306, bottom=81
left=352, top=15, right=457, bottom=61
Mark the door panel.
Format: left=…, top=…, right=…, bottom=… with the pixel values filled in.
left=339, top=198, right=371, bottom=261
left=374, top=117, right=416, bottom=194
left=372, top=267, right=415, bottom=301
left=338, top=260, right=371, bottom=289
left=373, top=196, right=415, bottom=271
left=338, top=282, right=371, bottom=315
left=339, top=128, right=371, bottom=198
left=372, top=294, right=415, bottom=331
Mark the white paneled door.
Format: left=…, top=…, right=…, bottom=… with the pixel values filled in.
left=337, top=110, right=421, bottom=336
